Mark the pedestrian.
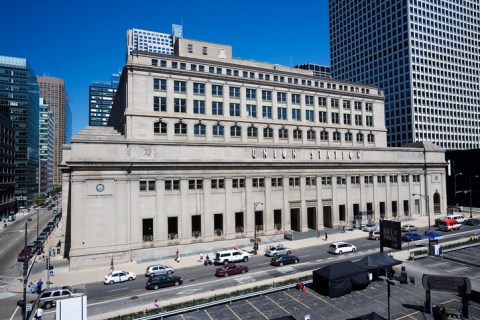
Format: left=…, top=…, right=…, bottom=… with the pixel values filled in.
left=317, top=230, right=320, bottom=238
left=36, top=279, right=44, bottom=295
left=439, top=246, right=443, bottom=259
left=343, top=225, right=346, bottom=233
left=153, top=299, right=159, bottom=308
left=324, top=231, right=328, bottom=241
left=175, top=249, right=180, bottom=262
left=34, top=307, right=43, bottom=320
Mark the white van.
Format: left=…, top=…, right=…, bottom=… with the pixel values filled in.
left=214, top=250, right=249, bottom=265
left=445, top=214, right=465, bottom=224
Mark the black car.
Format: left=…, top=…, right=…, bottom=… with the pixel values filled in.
left=270, top=254, right=300, bottom=266
left=145, top=275, right=183, bottom=290
left=465, top=218, right=480, bottom=226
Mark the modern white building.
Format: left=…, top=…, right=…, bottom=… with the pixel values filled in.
left=39, top=98, right=55, bottom=193
left=329, top=0, right=480, bottom=150
left=126, top=27, right=177, bottom=56
left=62, top=38, right=447, bottom=269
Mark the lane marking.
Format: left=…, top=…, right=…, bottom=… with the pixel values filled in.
left=447, top=266, right=469, bottom=272
left=204, top=309, right=214, bottom=320
left=284, top=291, right=310, bottom=309
left=246, top=300, right=269, bottom=319
left=394, top=311, right=421, bottom=319
left=108, top=287, right=129, bottom=292
left=226, top=304, right=242, bottom=320
left=266, top=296, right=290, bottom=315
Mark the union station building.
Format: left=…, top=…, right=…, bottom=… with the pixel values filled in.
left=61, top=38, right=447, bottom=269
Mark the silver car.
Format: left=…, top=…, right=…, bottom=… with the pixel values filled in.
left=265, top=245, right=291, bottom=257
left=145, top=265, right=175, bottom=277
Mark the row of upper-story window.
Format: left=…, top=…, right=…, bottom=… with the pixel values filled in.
left=153, top=97, right=375, bottom=126
left=153, top=78, right=374, bottom=112
left=150, top=59, right=376, bottom=95
left=139, top=174, right=421, bottom=192
left=153, top=121, right=375, bottom=143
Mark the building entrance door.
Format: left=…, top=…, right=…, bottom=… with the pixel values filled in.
left=307, top=207, right=317, bottom=229
left=290, top=208, right=301, bottom=231
left=323, top=206, right=332, bottom=228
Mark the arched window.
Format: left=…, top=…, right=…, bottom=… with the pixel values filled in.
left=247, top=126, right=258, bottom=138
left=263, top=127, right=273, bottom=138
left=307, top=129, right=316, bottom=141
left=368, top=133, right=375, bottom=143
left=356, top=132, right=364, bottom=142
left=320, top=130, right=329, bottom=141
left=194, top=124, right=206, bottom=136
left=279, top=128, right=288, bottom=139
left=174, top=122, right=187, bottom=135
left=212, top=125, right=224, bottom=136
left=154, top=121, right=167, bottom=134
left=230, top=125, right=241, bottom=137
left=293, top=129, right=302, bottom=140
left=345, top=132, right=352, bottom=142
left=333, top=131, right=341, bottom=141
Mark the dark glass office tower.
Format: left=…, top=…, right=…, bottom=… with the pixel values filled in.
left=89, top=73, right=119, bottom=126
left=329, top=0, right=480, bottom=149
left=0, top=56, right=39, bottom=206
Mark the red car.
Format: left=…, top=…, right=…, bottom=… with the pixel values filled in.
left=215, top=264, right=248, bottom=277
left=18, top=247, right=33, bottom=262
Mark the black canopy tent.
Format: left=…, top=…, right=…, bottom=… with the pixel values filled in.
left=347, top=312, right=387, bottom=320
left=313, top=260, right=370, bottom=298
left=355, top=252, right=402, bottom=278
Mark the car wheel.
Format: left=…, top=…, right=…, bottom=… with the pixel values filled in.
left=223, top=260, right=229, bottom=265
left=167, top=270, right=172, bottom=275
left=44, top=302, right=53, bottom=309
left=339, top=250, right=343, bottom=254
left=287, top=250, right=291, bottom=254
left=294, top=259, right=299, bottom=264
left=153, top=285, right=159, bottom=290
left=151, top=273, right=156, bottom=277
left=128, top=277, right=133, bottom=281
left=241, top=269, right=246, bottom=274
left=243, top=257, right=249, bottom=262
left=273, top=253, right=277, bottom=257
left=174, top=281, right=180, bottom=286
left=279, top=262, right=284, bottom=266
left=224, top=273, right=229, bottom=277
left=352, top=248, right=356, bottom=252
left=109, top=280, right=114, bottom=285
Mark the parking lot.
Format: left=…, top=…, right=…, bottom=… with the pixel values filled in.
left=162, top=246, right=480, bottom=320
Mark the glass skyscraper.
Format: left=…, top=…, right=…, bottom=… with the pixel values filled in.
left=329, top=0, right=479, bottom=149
left=89, top=73, right=119, bottom=126
left=0, top=55, right=39, bottom=205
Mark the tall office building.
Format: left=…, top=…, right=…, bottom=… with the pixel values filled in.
left=294, top=64, right=331, bottom=78
left=329, top=0, right=480, bottom=149
left=38, top=76, right=70, bottom=187
left=0, top=55, right=39, bottom=206
left=0, top=81, right=15, bottom=219
left=88, top=73, right=119, bottom=126
left=39, top=98, right=55, bottom=193
left=126, top=28, right=175, bottom=56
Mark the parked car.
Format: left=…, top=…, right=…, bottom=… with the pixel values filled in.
left=368, top=230, right=381, bottom=240
left=145, top=265, right=175, bottom=277
left=215, top=263, right=249, bottom=277
left=17, top=247, right=33, bottom=262
left=104, top=270, right=136, bottom=284
left=145, top=275, right=183, bottom=290
left=362, top=224, right=378, bottom=232
left=401, top=232, right=423, bottom=241
left=328, top=242, right=357, bottom=254
left=39, top=286, right=77, bottom=309
left=465, top=218, right=480, bottom=226
left=214, top=249, right=250, bottom=265
left=265, top=244, right=291, bottom=257
left=270, top=255, right=300, bottom=266
left=401, top=224, right=418, bottom=232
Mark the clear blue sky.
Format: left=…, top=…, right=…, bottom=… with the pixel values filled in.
left=1, top=0, right=330, bottom=136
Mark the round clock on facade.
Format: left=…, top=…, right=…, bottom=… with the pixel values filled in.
left=96, top=184, right=105, bottom=192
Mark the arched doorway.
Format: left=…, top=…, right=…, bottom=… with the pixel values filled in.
left=433, top=192, right=441, bottom=214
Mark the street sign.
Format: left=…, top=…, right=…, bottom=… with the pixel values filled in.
left=48, top=268, right=54, bottom=276
left=26, top=303, right=32, bottom=312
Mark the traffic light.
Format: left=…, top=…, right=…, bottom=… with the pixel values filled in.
left=45, top=258, right=49, bottom=270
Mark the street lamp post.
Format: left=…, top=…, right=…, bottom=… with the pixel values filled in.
left=469, top=175, right=479, bottom=219
left=253, top=202, right=263, bottom=255
left=454, top=172, right=463, bottom=207
left=412, top=193, right=430, bottom=230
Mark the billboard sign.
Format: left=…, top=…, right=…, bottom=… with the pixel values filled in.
left=380, top=220, right=402, bottom=250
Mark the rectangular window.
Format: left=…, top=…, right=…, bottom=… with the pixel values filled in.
left=262, top=90, right=272, bottom=101
left=246, top=88, right=256, bottom=99
left=277, top=92, right=287, bottom=102
left=319, top=111, right=327, bottom=123
left=337, top=176, right=347, bottom=185
left=318, top=97, right=327, bottom=107
left=377, top=175, right=386, bottom=184
left=292, top=109, right=301, bottom=121
left=229, top=86, right=240, bottom=98
left=193, top=100, right=205, bottom=114
left=140, top=180, right=156, bottom=191
left=331, top=112, right=339, bottom=124
left=401, top=175, right=409, bottom=183
left=291, top=94, right=301, bottom=104
left=364, top=176, right=373, bottom=184
left=331, top=98, right=339, bottom=108
left=153, top=97, right=166, bottom=112
left=151, top=59, right=158, bottom=66
left=212, top=101, right=223, bottom=115
left=154, top=79, right=166, bottom=91
left=366, top=102, right=373, bottom=112
left=271, top=177, right=283, bottom=187
left=277, top=107, right=287, bottom=120
left=165, top=179, right=180, bottom=190
left=321, top=176, right=332, bottom=185
left=211, top=85, right=223, bottom=96
left=413, top=175, right=420, bottom=183
left=211, top=178, right=225, bottom=189
left=306, top=110, right=314, bottom=122
left=230, top=103, right=240, bottom=117
left=289, top=177, right=300, bottom=186
left=174, top=81, right=186, bottom=93
left=212, top=125, right=224, bottom=136
left=355, top=114, right=363, bottom=126
left=246, top=104, right=257, bottom=117
left=193, top=83, right=205, bottom=94
left=354, top=101, right=362, bottom=110
left=389, top=175, right=398, bottom=183
left=232, top=178, right=245, bottom=189
left=305, top=95, right=314, bottom=105
left=174, top=98, right=186, bottom=113
left=342, top=100, right=351, bottom=109
left=366, top=116, right=373, bottom=127
left=252, top=178, right=265, bottom=188
left=343, top=113, right=351, bottom=125
left=188, top=179, right=203, bottom=190
left=262, top=106, right=272, bottom=119
left=351, top=176, right=360, bottom=185
left=306, top=177, right=316, bottom=186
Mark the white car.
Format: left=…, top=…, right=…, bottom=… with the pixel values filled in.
left=328, top=242, right=357, bottom=254
left=362, top=224, right=378, bottom=232
left=401, top=224, right=418, bottom=232
left=265, top=245, right=291, bottom=257
left=368, top=230, right=381, bottom=240
left=104, top=270, right=136, bottom=284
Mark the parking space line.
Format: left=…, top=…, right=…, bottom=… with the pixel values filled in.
left=394, top=311, right=421, bottom=319
left=447, top=266, right=469, bottom=272
left=305, top=290, right=348, bottom=318
left=226, top=304, right=242, bottom=320
left=204, top=309, right=214, bottom=320
left=266, top=296, right=291, bottom=315
left=428, top=262, right=449, bottom=267
left=246, top=300, right=269, bottom=319
left=284, top=291, right=310, bottom=309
